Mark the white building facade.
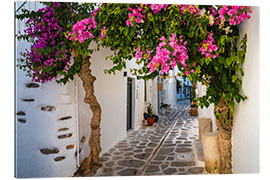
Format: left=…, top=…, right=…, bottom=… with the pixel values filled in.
left=197, top=6, right=260, bottom=173
left=15, top=2, right=159, bottom=178
left=159, top=67, right=193, bottom=110
left=232, top=6, right=260, bottom=173
left=15, top=2, right=259, bottom=177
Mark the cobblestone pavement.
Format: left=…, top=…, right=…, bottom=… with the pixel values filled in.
left=92, top=102, right=206, bottom=176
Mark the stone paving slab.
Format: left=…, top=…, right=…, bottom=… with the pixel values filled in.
left=92, top=102, right=206, bottom=176
left=142, top=104, right=207, bottom=176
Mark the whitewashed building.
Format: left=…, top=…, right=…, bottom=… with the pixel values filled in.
left=175, top=69, right=192, bottom=101
left=159, top=67, right=193, bottom=110
left=15, top=2, right=260, bottom=177
left=15, top=2, right=159, bottom=178
left=158, top=70, right=177, bottom=108
left=197, top=6, right=260, bottom=173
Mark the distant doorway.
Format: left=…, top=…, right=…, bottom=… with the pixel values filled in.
left=126, top=78, right=133, bottom=131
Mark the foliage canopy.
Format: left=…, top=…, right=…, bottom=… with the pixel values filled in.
left=17, top=3, right=252, bottom=122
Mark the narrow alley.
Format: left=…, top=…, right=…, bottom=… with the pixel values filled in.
left=90, top=101, right=206, bottom=176
left=14, top=2, right=260, bottom=178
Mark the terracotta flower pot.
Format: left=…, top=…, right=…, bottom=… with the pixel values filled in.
left=189, top=107, right=198, bottom=116
left=147, top=117, right=154, bottom=126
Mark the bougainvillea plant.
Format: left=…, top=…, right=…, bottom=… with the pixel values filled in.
left=17, top=5, right=70, bottom=83
left=17, top=2, right=96, bottom=84
left=17, top=2, right=252, bottom=175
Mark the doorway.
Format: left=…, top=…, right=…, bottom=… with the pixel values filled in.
left=126, top=78, right=133, bottom=131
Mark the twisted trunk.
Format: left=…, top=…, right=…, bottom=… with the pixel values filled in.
left=77, top=55, right=102, bottom=176
left=215, top=97, right=233, bottom=174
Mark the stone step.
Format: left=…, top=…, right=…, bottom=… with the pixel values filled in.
left=193, top=140, right=205, bottom=166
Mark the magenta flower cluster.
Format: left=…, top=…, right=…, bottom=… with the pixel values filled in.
left=66, top=17, right=97, bottom=43
left=100, top=26, right=107, bottom=39
left=146, top=34, right=189, bottom=74
left=126, top=4, right=169, bottom=27
left=150, top=4, right=168, bottom=14
left=215, top=6, right=251, bottom=25
left=178, top=5, right=200, bottom=14
left=22, top=5, right=70, bottom=83
left=126, top=6, right=146, bottom=27
left=66, top=8, right=100, bottom=43
left=198, top=32, right=219, bottom=59
left=135, top=47, right=144, bottom=60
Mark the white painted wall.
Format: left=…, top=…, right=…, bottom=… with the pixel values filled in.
left=16, top=3, right=159, bottom=177
left=232, top=6, right=260, bottom=174
left=133, top=79, right=145, bottom=128
left=151, top=78, right=159, bottom=114
left=126, top=58, right=146, bottom=129
left=16, top=2, right=78, bottom=178
left=144, top=78, right=159, bottom=115
left=194, top=7, right=260, bottom=173
left=161, top=70, right=177, bottom=108
left=197, top=83, right=217, bottom=132
left=78, top=46, right=149, bottom=161
left=78, top=45, right=127, bottom=161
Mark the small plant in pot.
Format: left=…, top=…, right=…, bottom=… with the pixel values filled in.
left=189, top=100, right=198, bottom=116
left=160, top=103, right=170, bottom=114
left=146, top=104, right=154, bottom=126
left=189, top=85, right=198, bottom=116
left=144, top=110, right=158, bottom=122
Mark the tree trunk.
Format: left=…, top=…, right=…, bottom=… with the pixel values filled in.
left=77, top=55, right=102, bottom=176
left=215, top=97, right=233, bottom=174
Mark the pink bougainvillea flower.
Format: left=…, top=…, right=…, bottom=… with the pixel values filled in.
left=150, top=4, right=168, bottom=14
left=67, top=11, right=98, bottom=43
left=215, top=6, right=251, bottom=26
left=22, top=5, right=70, bottom=83
left=198, top=32, right=219, bottom=59
left=126, top=5, right=146, bottom=27
left=178, top=5, right=200, bottom=14
left=147, top=34, right=189, bottom=74
left=100, top=26, right=107, bottom=39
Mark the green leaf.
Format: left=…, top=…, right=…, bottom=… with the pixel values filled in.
left=235, top=95, right=241, bottom=103
left=226, top=57, right=232, bottom=66
left=75, top=63, right=81, bottom=72
left=232, top=75, right=237, bottom=83
left=221, top=35, right=226, bottom=46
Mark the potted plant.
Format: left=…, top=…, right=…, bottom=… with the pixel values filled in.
left=144, top=110, right=158, bottom=122
left=146, top=104, right=154, bottom=126
left=189, top=103, right=198, bottom=116
left=189, top=86, right=198, bottom=116
left=160, top=103, right=170, bottom=114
